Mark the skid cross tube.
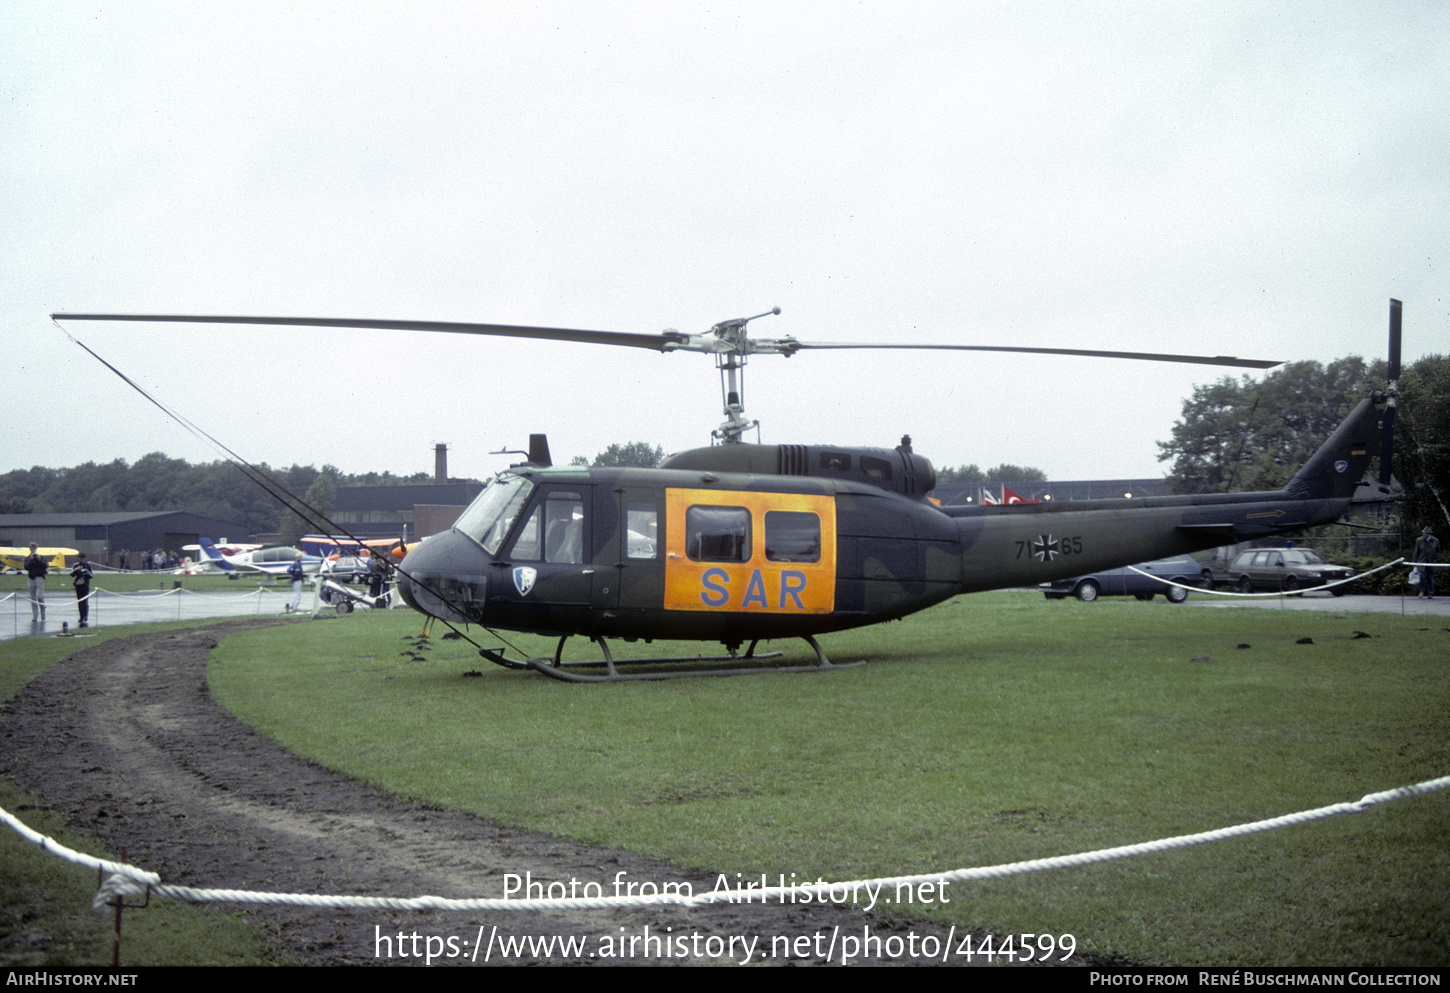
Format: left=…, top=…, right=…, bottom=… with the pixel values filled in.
left=480, top=634, right=862, bottom=682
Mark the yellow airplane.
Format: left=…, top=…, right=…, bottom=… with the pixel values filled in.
left=0, top=547, right=80, bottom=573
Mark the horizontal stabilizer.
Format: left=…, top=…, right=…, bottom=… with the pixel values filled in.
left=1351, top=472, right=1403, bottom=504
left=1178, top=520, right=1314, bottom=540
left=1176, top=523, right=1242, bottom=536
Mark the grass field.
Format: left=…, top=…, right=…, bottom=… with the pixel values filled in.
left=200, top=593, right=1450, bottom=967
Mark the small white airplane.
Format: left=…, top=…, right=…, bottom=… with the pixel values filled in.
left=177, top=539, right=264, bottom=574
left=196, top=538, right=323, bottom=578
left=181, top=539, right=263, bottom=558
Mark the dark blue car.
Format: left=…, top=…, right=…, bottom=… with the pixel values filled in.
left=1039, top=554, right=1202, bottom=603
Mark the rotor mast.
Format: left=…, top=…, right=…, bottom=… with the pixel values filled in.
left=708, top=307, right=780, bottom=444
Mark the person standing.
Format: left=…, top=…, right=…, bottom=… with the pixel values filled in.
left=1413, top=526, right=1440, bottom=599
left=70, top=552, right=94, bottom=627
left=367, top=550, right=389, bottom=605
left=286, top=553, right=306, bottom=613
left=23, top=543, right=47, bottom=623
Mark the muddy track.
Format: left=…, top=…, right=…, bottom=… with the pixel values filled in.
left=0, top=622, right=974, bottom=965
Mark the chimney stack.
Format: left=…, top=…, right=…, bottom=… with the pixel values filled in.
left=435, top=443, right=448, bottom=484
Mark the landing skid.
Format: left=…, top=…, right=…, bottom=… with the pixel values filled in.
left=479, top=635, right=864, bottom=682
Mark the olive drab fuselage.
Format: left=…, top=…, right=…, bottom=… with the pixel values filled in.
left=397, top=465, right=966, bottom=642
left=396, top=395, right=1384, bottom=644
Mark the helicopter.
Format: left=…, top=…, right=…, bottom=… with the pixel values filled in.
left=53, top=303, right=1403, bottom=681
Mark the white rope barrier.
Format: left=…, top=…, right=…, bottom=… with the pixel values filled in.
left=0, top=805, right=161, bottom=887
left=0, top=587, right=306, bottom=603
left=1130, top=556, right=1407, bottom=598
left=92, top=587, right=181, bottom=600
left=6, top=774, right=1447, bottom=914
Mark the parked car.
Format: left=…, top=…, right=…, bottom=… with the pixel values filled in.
left=320, top=555, right=370, bottom=584
left=1198, top=547, right=1240, bottom=589
left=1040, top=554, right=1202, bottom=603
left=1227, top=548, right=1354, bottom=595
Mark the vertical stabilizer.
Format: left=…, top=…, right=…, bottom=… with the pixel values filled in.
left=1283, top=397, right=1380, bottom=501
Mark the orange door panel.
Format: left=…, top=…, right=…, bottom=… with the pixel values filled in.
left=663, top=488, right=835, bottom=614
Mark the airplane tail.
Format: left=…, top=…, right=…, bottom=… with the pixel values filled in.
left=1282, top=395, right=1382, bottom=502
left=197, top=538, right=237, bottom=571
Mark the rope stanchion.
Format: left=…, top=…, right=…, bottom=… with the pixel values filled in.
left=5, top=774, right=1447, bottom=915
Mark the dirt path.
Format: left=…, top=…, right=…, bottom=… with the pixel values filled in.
left=0, top=622, right=985, bottom=965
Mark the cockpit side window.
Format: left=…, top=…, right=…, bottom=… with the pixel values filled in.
left=626, top=502, right=659, bottom=560
left=544, top=492, right=585, bottom=564
left=512, top=506, right=542, bottom=561
left=511, top=491, right=585, bottom=564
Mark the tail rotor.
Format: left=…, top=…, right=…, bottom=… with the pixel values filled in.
left=1379, top=299, right=1402, bottom=490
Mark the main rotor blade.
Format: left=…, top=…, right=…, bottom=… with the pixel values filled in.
left=51, top=313, right=1281, bottom=368
left=781, top=340, right=1281, bottom=369
left=49, top=313, right=680, bottom=352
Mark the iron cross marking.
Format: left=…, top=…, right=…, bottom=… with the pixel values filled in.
left=1032, top=534, right=1060, bottom=562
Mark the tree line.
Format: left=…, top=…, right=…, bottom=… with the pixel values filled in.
left=935, top=463, right=1047, bottom=484
left=1157, top=353, right=1449, bottom=533
left=0, top=455, right=434, bottom=537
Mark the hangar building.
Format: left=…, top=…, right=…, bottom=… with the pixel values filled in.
left=0, top=511, right=251, bottom=568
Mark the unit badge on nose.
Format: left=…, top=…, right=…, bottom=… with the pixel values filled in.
left=512, top=566, right=537, bottom=596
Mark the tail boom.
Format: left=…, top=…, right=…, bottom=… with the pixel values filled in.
left=947, top=393, right=1384, bottom=592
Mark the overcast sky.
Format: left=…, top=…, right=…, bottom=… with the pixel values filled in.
left=4, top=2, right=1446, bottom=486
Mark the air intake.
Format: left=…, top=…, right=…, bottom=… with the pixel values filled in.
left=777, top=445, right=809, bottom=475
